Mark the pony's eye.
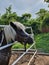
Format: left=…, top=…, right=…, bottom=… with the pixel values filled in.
left=19, top=29, right=22, bottom=32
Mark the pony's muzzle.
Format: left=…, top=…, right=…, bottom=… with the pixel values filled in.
left=25, top=36, right=33, bottom=44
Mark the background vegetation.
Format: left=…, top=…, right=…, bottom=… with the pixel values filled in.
left=0, top=5, right=49, bottom=33
left=0, top=1, right=49, bottom=53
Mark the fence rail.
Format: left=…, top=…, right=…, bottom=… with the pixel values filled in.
left=12, top=49, right=49, bottom=56
left=0, top=25, right=8, bottom=27
left=0, top=41, right=17, bottom=50
left=12, top=41, right=37, bottom=65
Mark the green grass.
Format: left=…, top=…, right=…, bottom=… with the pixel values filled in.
left=35, top=33, right=49, bottom=53
left=12, top=42, right=30, bottom=49
left=12, top=33, right=49, bottom=53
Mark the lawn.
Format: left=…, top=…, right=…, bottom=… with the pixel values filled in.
left=12, top=33, right=49, bottom=53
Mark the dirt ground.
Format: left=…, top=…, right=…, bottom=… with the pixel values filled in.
left=9, top=53, right=49, bottom=65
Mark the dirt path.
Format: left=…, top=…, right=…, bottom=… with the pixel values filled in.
left=9, top=53, right=49, bottom=65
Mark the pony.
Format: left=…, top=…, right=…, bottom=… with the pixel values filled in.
left=0, top=22, right=34, bottom=65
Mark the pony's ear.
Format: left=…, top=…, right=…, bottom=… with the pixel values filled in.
left=10, top=22, right=17, bottom=31
left=10, top=22, right=14, bottom=27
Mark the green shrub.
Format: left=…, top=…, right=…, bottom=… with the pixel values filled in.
left=31, top=22, right=41, bottom=34
left=42, top=17, right=49, bottom=27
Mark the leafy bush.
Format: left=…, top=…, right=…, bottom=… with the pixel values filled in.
left=42, top=17, right=49, bottom=27
left=31, top=22, right=41, bottom=34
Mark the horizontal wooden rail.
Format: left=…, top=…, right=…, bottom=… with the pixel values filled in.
left=12, top=49, right=49, bottom=56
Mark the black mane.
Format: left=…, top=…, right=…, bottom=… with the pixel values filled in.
left=0, top=30, right=3, bottom=43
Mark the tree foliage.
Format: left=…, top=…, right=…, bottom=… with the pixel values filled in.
left=0, top=5, right=17, bottom=25
left=36, top=9, right=49, bottom=22
left=0, top=5, right=49, bottom=34
left=44, top=0, right=49, bottom=2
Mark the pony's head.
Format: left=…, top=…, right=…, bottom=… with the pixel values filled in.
left=10, top=22, right=34, bottom=44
